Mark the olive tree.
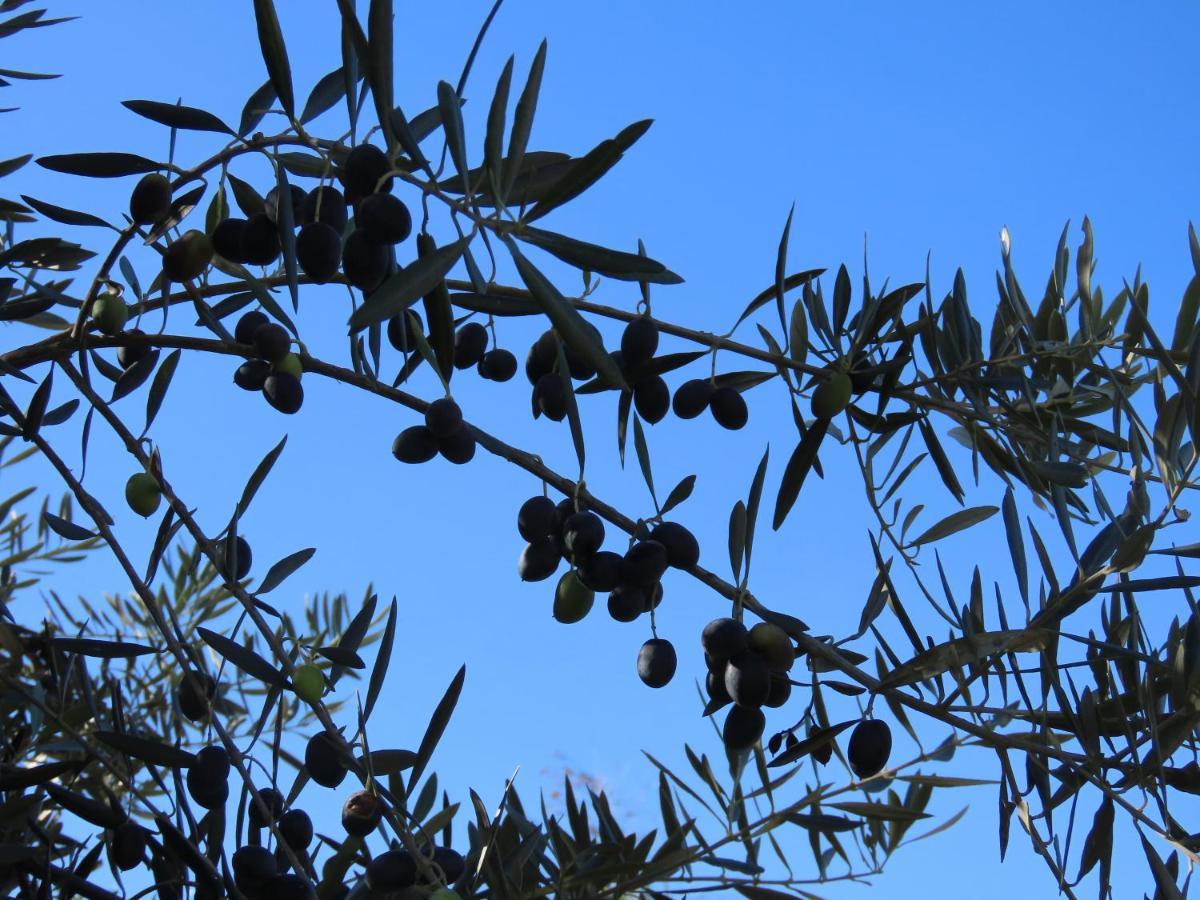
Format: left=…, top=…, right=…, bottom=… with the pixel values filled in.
left=0, top=2, right=1197, bottom=898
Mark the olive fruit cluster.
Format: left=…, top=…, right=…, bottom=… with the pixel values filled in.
left=215, top=181, right=343, bottom=281
left=392, top=397, right=476, bottom=464
left=186, top=745, right=231, bottom=810
left=212, top=206, right=286, bottom=268
left=518, top=495, right=700, bottom=627
left=231, top=310, right=304, bottom=414
left=847, top=718, right=892, bottom=779
left=524, top=328, right=596, bottom=420
left=366, top=845, right=466, bottom=893
left=340, top=144, right=411, bottom=292
left=232, top=791, right=315, bottom=895
left=296, top=185, right=346, bottom=283
left=673, top=378, right=749, bottom=430
left=618, top=317, right=672, bottom=424
left=131, top=175, right=218, bottom=283
left=701, top=617, right=796, bottom=751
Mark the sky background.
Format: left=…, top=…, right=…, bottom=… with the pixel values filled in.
left=5, top=1, right=1200, bottom=896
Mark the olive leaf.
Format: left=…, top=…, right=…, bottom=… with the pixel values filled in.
left=121, top=99, right=232, bottom=135
left=37, top=152, right=161, bottom=178
left=251, top=0, right=294, bottom=116
left=908, top=505, right=998, bottom=548
left=198, top=626, right=285, bottom=688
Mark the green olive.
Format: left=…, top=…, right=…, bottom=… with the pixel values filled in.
left=292, top=663, right=325, bottom=703
left=125, top=472, right=161, bottom=518
left=91, top=292, right=129, bottom=336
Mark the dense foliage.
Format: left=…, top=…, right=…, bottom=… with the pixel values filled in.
left=1, top=2, right=1198, bottom=898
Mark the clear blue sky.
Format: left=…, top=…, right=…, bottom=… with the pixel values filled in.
left=6, top=2, right=1200, bottom=896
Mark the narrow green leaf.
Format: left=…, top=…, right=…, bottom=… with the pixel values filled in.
left=409, top=664, right=465, bottom=790
left=52, top=637, right=155, bottom=659
left=526, top=119, right=652, bottom=222
left=143, top=349, right=180, bottom=435
left=198, top=626, right=285, bottom=688
left=1139, top=832, right=1184, bottom=900
left=0, top=153, right=31, bottom=177
left=516, top=225, right=682, bottom=284
left=1172, top=274, right=1200, bottom=353
left=918, top=418, right=964, bottom=503
left=448, top=291, right=538, bottom=317
left=37, top=152, right=161, bottom=178
left=788, top=297, right=808, bottom=369
left=632, top=414, right=656, bottom=507
left=366, top=0, right=394, bottom=148
left=258, top=547, right=315, bottom=594
left=832, top=264, right=852, bottom=335
left=504, top=39, right=547, bottom=201
left=21, top=368, right=51, bottom=439
left=556, top=340, right=586, bottom=476
left=121, top=99, right=231, bottom=134
left=43, top=783, right=124, bottom=829
left=95, top=731, right=195, bottom=769
left=348, top=235, right=470, bottom=332
left=437, top=80, right=470, bottom=192
left=227, top=173, right=265, bottom=218
left=1001, top=487, right=1027, bottom=605
left=660, top=474, right=696, bottom=516
left=768, top=720, right=854, bottom=767
left=831, top=801, right=929, bottom=823
left=1076, top=796, right=1113, bottom=883
left=358, top=748, right=416, bottom=774
left=42, top=512, right=96, bottom=542
left=252, top=0, right=294, bottom=116
left=331, top=593, right=378, bottom=686
left=908, top=505, right=998, bottom=547
left=878, top=629, right=1050, bottom=689
left=416, top=233, right=456, bottom=379
left=617, top=387, right=631, bottom=466
left=735, top=269, right=824, bottom=330
left=483, top=56, right=513, bottom=201
left=0, top=760, right=83, bottom=791
left=316, top=646, right=364, bottom=668
left=20, top=194, right=110, bottom=228
left=773, top=204, right=794, bottom=341
left=502, top=236, right=625, bottom=390
left=300, top=66, right=351, bottom=124
left=274, top=161, right=299, bottom=311
left=238, top=79, right=276, bottom=137
left=785, top=812, right=862, bottom=833
left=363, top=597, right=396, bottom=723
left=772, top=418, right=828, bottom=531
left=236, top=435, right=287, bottom=519
left=744, top=445, right=770, bottom=572
left=204, top=184, right=227, bottom=235
left=728, top=500, right=747, bottom=582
